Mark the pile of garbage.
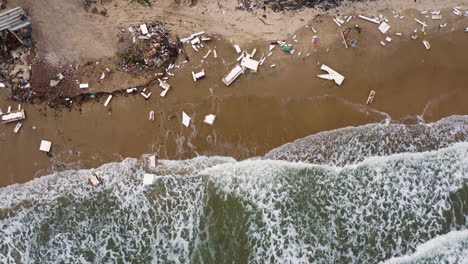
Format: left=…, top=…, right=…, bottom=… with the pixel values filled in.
left=0, top=7, right=34, bottom=91
left=117, top=22, right=178, bottom=73
left=237, top=0, right=364, bottom=12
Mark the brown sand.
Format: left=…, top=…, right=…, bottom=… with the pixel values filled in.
left=0, top=1, right=467, bottom=186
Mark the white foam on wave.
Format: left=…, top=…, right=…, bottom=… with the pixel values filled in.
left=203, top=142, right=468, bottom=263
left=381, top=230, right=468, bottom=264
left=264, top=115, right=468, bottom=166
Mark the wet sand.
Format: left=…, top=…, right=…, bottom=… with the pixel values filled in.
left=1, top=7, right=468, bottom=186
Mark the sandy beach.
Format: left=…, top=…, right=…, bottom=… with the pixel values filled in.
left=0, top=0, right=467, bottom=186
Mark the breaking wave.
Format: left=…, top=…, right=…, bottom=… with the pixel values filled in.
left=0, top=116, right=467, bottom=263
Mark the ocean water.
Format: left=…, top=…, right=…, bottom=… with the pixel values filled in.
left=0, top=115, right=467, bottom=264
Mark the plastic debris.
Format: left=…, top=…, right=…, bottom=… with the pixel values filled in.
left=88, top=173, right=102, bottom=187
left=13, top=123, right=22, bottom=133
left=39, top=140, right=52, bottom=152
left=378, top=22, right=391, bottom=34
left=149, top=111, right=155, bottom=121
left=222, top=65, right=244, bottom=86
left=182, top=111, right=191, bottom=127
left=422, top=40, right=431, bottom=50
left=143, top=173, right=155, bottom=185
left=240, top=57, right=260, bottom=71
left=1, top=109, right=25, bottom=123
left=366, top=90, right=376, bottom=104
left=203, top=114, right=216, bottom=125
left=149, top=155, right=156, bottom=168
left=358, top=15, right=380, bottom=24
left=79, top=83, right=89, bottom=89
left=192, top=70, right=205, bottom=81
left=234, top=44, right=241, bottom=53
left=104, top=95, right=113, bottom=107
left=317, top=64, right=345, bottom=86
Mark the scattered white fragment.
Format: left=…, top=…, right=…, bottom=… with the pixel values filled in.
left=79, top=83, right=89, bottom=89
left=1, top=109, right=25, bottom=123
left=100, top=72, right=106, bottom=80
left=0, top=83, right=4, bottom=88
left=317, top=64, right=345, bottom=86
left=104, top=95, right=113, bottom=107
left=378, top=22, right=391, bottom=34
left=141, top=92, right=152, bottom=99
left=380, top=41, right=386, bottom=46
left=203, top=114, right=216, bottom=125
left=149, top=111, right=155, bottom=121
left=366, top=90, right=376, bottom=105
left=88, top=173, right=102, bottom=187
left=158, top=79, right=171, bottom=90
left=140, top=24, right=148, bottom=35
left=213, top=49, right=218, bottom=58
left=182, top=111, right=191, bottom=127
left=192, top=69, right=205, bottom=81
left=222, top=65, right=244, bottom=86
left=40, top=140, right=52, bottom=152
left=126, top=87, right=137, bottom=93
left=396, top=33, right=402, bottom=36
left=422, top=40, right=431, bottom=50
left=358, top=15, right=380, bottom=24
left=431, top=15, right=442, bottom=20
left=241, top=57, right=260, bottom=71
left=414, top=18, right=427, bottom=28
left=386, top=37, right=392, bottom=42
left=267, top=52, right=273, bottom=57
left=7, top=106, right=11, bottom=113
left=143, top=173, right=155, bottom=185
left=270, top=64, right=276, bottom=68
left=341, top=32, right=348, bottom=48
left=250, top=48, right=257, bottom=58
left=191, top=37, right=200, bottom=45
left=191, top=45, right=199, bottom=52
left=203, top=49, right=212, bottom=59
left=312, top=27, right=317, bottom=33
left=160, top=87, right=170, bottom=97
left=149, top=155, right=156, bottom=168
left=234, top=44, right=241, bottom=53
left=13, top=123, right=22, bottom=133
left=269, top=45, right=275, bottom=51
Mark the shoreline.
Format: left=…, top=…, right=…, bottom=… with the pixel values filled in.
left=0, top=1, right=468, bottom=186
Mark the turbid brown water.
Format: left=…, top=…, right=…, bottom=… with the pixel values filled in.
left=0, top=13, right=467, bottom=186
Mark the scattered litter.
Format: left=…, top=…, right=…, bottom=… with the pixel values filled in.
left=282, top=45, right=292, bottom=52
left=79, top=83, right=89, bottom=89
left=143, top=173, right=155, bottom=185
left=396, top=33, right=402, bottom=36
left=149, top=111, right=155, bottom=121
left=431, top=15, right=442, bottom=20
left=251, top=48, right=257, bottom=57
left=414, top=18, right=428, bottom=28
left=222, top=65, right=244, bottom=86
left=192, top=69, right=205, bottom=81
left=39, top=140, right=52, bottom=153
left=213, top=49, right=218, bottom=58
left=380, top=41, right=386, bottom=46
left=240, top=57, right=260, bottom=71
left=386, top=37, right=392, bottom=42
left=269, top=45, right=275, bottom=51
left=234, top=44, right=241, bottom=53
left=0, top=83, right=4, bottom=88
left=141, top=91, right=152, bottom=99
left=203, top=49, right=212, bottom=59
left=311, top=27, right=317, bottom=33
left=104, top=95, right=113, bottom=107
left=270, top=64, right=276, bottom=68
left=358, top=15, right=380, bottom=24
left=1, top=109, right=25, bottom=123
left=203, top=114, right=216, bottom=125
left=378, top=22, right=391, bottom=34
left=160, top=87, right=170, bottom=97
left=366, top=90, right=376, bottom=104
left=422, top=40, right=431, bottom=50
left=182, top=111, right=191, bottom=127
left=88, top=173, right=103, bottom=187
left=340, top=32, right=348, bottom=48
left=13, top=123, right=22, bottom=133
left=140, top=24, right=148, bottom=35
left=317, top=64, right=345, bottom=86
left=149, top=155, right=156, bottom=168
left=126, top=87, right=137, bottom=93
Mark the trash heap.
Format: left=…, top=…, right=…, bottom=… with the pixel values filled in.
left=117, top=22, right=178, bottom=73
left=237, top=0, right=348, bottom=12
left=0, top=7, right=34, bottom=91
